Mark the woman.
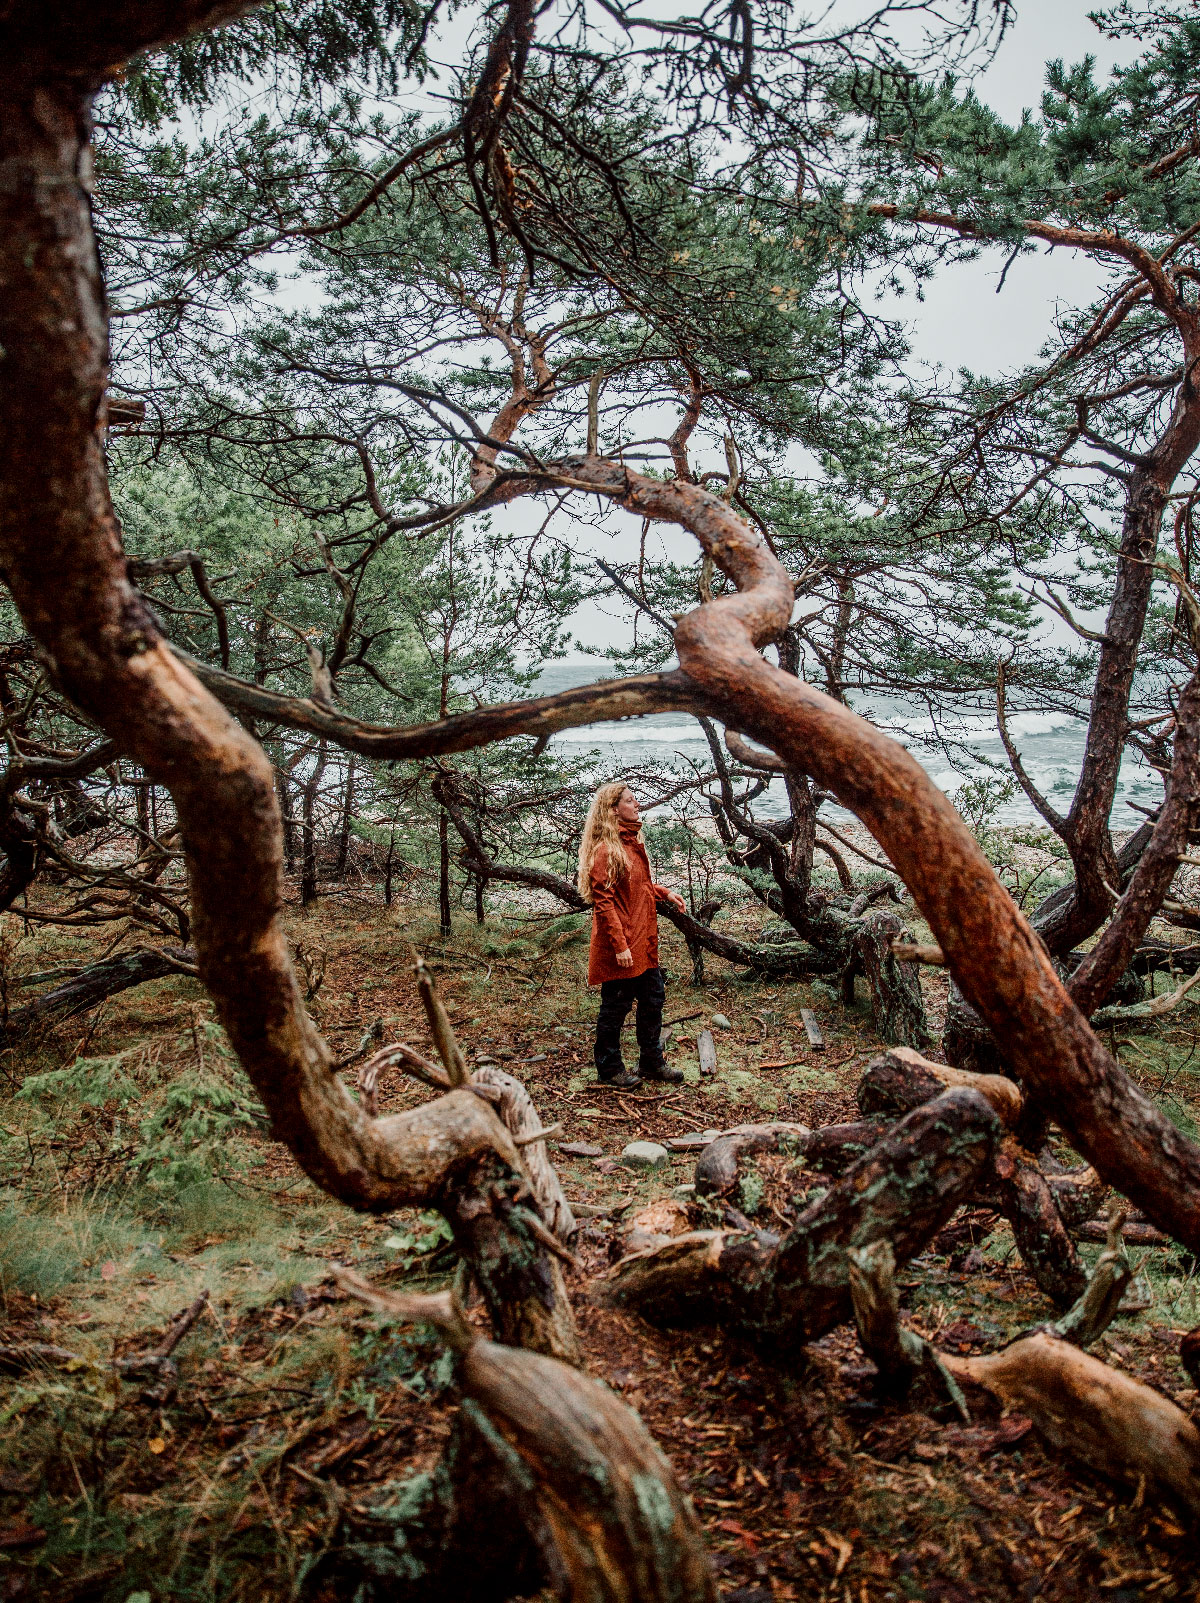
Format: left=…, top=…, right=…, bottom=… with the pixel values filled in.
left=577, top=780, right=687, bottom=1088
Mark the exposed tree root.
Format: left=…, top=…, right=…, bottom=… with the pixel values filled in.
left=850, top=910, right=932, bottom=1049
left=981, top=1133, right=1088, bottom=1309
left=689, top=1054, right=1091, bottom=1310
left=847, top=1216, right=1200, bottom=1521
left=602, top=1089, right=1000, bottom=1350
left=949, top=1335, right=1200, bottom=1519
left=330, top=1270, right=716, bottom=1602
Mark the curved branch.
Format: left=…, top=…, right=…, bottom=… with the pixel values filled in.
left=469, top=453, right=1200, bottom=1250
left=181, top=651, right=705, bottom=758
left=1070, top=671, right=1200, bottom=1016
left=995, top=660, right=1066, bottom=834
left=723, top=728, right=789, bottom=772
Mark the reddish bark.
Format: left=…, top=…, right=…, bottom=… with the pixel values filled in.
left=0, top=13, right=577, bottom=1362
left=1069, top=671, right=1200, bottom=1015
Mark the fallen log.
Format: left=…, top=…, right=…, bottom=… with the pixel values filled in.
left=947, top=1336, right=1200, bottom=1518
left=856, top=1046, right=1022, bottom=1128
left=603, top=1090, right=1000, bottom=1351
left=855, top=1049, right=1084, bottom=1304
left=693, top=1122, right=810, bottom=1198
left=803, top=1120, right=892, bottom=1175
left=2, top=945, right=197, bottom=1049
left=1072, top=1218, right=1169, bottom=1246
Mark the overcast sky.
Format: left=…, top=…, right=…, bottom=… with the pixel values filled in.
left=558, top=0, right=1141, bottom=659
left=900, top=0, right=1140, bottom=373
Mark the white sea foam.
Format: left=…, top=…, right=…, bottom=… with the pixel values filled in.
left=553, top=708, right=1077, bottom=747
left=552, top=723, right=708, bottom=744
left=870, top=709, right=1077, bottom=742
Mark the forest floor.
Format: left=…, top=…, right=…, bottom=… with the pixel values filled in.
left=1, top=877, right=1199, bottom=1602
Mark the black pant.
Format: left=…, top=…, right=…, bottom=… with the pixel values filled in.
left=594, top=966, right=666, bottom=1080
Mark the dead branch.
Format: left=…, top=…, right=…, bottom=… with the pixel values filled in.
left=472, top=1063, right=576, bottom=1241
left=846, top=1221, right=1200, bottom=1518
left=604, top=1089, right=1000, bottom=1350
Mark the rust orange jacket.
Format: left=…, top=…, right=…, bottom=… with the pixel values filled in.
left=587, top=825, right=670, bottom=985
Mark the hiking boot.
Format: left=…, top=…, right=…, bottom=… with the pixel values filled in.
left=598, top=1069, right=643, bottom=1090
left=640, top=1061, right=683, bottom=1083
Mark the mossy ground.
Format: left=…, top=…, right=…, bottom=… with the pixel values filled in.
left=0, top=879, right=1198, bottom=1601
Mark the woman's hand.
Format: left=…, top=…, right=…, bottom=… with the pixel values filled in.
left=615, top=947, right=634, bottom=968
left=663, top=890, right=686, bottom=913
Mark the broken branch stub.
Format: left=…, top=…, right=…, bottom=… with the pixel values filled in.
left=416, top=954, right=470, bottom=1085
left=1049, top=1209, right=1135, bottom=1348
left=856, top=1047, right=1023, bottom=1127
left=471, top=1064, right=576, bottom=1241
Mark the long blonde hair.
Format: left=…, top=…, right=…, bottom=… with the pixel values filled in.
left=577, top=781, right=637, bottom=901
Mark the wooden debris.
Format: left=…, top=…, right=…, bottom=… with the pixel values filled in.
left=799, top=1008, right=825, bottom=1050
left=891, top=940, right=947, bottom=965
left=947, top=1335, right=1200, bottom=1518
left=697, top=1029, right=718, bottom=1075
left=1073, top=1218, right=1169, bottom=1246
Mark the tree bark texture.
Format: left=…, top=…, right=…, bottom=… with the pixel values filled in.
left=853, top=1050, right=1085, bottom=1305
left=330, top=1300, right=716, bottom=1602
left=1069, top=671, right=1200, bottom=1016
left=604, top=1090, right=1000, bottom=1351
left=946, top=1333, right=1200, bottom=1519
left=856, top=1047, right=1023, bottom=1128
left=849, top=908, right=932, bottom=1048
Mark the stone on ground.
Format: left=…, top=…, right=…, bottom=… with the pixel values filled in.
left=621, top=1140, right=669, bottom=1170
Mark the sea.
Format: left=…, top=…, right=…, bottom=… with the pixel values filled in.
left=535, top=660, right=1161, bottom=831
